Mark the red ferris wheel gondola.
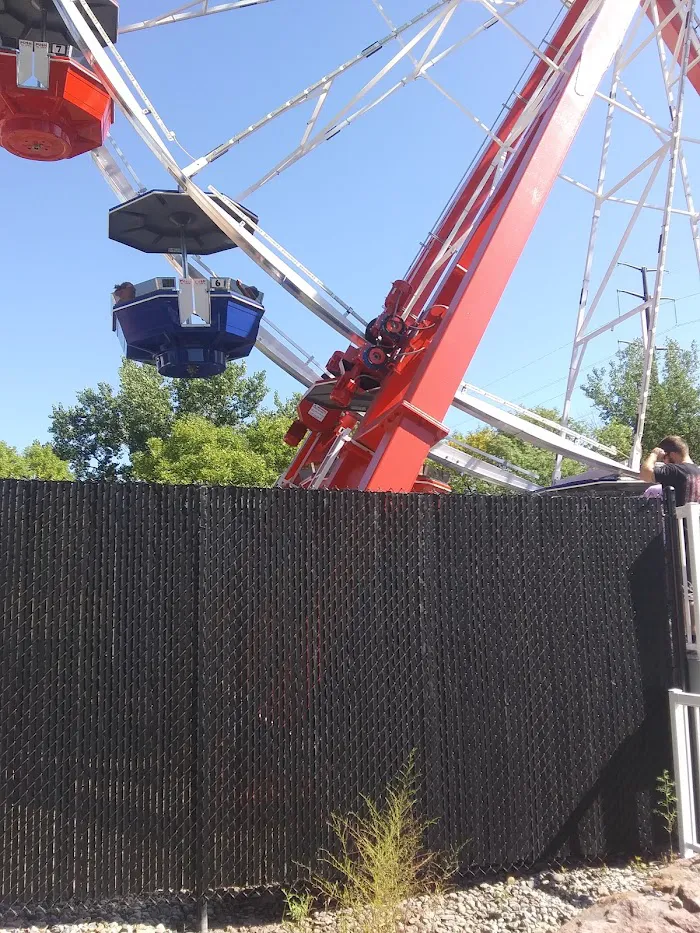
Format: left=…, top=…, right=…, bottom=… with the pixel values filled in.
left=0, top=50, right=114, bottom=160
left=0, top=1, right=117, bottom=161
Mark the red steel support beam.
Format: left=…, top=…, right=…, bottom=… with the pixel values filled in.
left=324, top=0, right=641, bottom=492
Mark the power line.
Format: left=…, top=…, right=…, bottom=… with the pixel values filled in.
left=482, top=339, right=573, bottom=388
left=522, top=313, right=700, bottom=406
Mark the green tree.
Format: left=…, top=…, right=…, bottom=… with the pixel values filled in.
left=51, top=360, right=270, bottom=480
left=0, top=441, right=73, bottom=481
left=595, top=420, right=633, bottom=460
left=131, top=405, right=295, bottom=487
left=242, top=394, right=300, bottom=479
left=50, top=382, right=123, bottom=480
left=583, top=338, right=700, bottom=456
left=172, top=365, right=267, bottom=425
left=118, top=360, right=174, bottom=457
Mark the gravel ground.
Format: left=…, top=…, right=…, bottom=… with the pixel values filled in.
left=0, top=861, right=662, bottom=933
left=395, top=862, right=660, bottom=932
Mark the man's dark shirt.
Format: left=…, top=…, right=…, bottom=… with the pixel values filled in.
left=654, top=462, right=700, bottom=506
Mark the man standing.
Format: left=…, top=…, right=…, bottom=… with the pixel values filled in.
left=640, top=435, right=700, bottom=506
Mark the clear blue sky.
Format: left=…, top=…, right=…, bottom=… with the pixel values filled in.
left=2, top=0, right=700, bottom=450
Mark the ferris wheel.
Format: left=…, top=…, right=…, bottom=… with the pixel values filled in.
left=1, top=0, right=698, bottom=493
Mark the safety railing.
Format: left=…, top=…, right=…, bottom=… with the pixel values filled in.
left=669, top=688, right=700, bottom=857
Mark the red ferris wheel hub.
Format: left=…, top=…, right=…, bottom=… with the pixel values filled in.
left=0, top=115, right=75, bottom=161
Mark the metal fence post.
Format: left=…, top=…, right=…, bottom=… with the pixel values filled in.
left=196, top=486, right=210, bottom=933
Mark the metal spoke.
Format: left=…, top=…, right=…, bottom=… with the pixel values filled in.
left=119, top=0, right=275, bottom=34
left=182, top=0, right=530, bottom=180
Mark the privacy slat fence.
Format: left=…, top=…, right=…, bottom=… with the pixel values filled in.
left=0, top=481, right=673, bottom=904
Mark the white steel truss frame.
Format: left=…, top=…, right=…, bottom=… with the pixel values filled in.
left=630, top=0, right=696, bottom=469
left=236, top=1, right=465, bottom=202
left=554, top=0, right=698, bottom=479
left=460, top=384, right=619, bottom=455
left=172, top=0, right=693, bottom=210
left=122, top=0, right=693, bottom=336
left=453, top=387, right=639, bottom=475
left=99, top=0, right=700, bottom=318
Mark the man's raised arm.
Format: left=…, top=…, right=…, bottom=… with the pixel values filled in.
left=641, top=448, right=666, bottom=483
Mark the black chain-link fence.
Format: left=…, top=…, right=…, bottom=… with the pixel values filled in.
left=0, top=481, right=673, bottom=906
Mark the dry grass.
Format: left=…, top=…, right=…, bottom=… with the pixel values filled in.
left=308, top=758, right=456, bottom=933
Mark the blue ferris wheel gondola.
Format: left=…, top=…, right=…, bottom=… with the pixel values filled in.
left=109, top=190, right=265, bottom=379
left=113, top=277, right=265, bottom=378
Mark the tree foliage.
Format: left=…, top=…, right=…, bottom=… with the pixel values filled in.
left=583, top=338, right=700, bottom=456
left=50, top=360, right=273, bottom=481
left=0, top=441, right=72, bottom=481
left=131, top=403, right=296, bottom=486
left=50, top=382, right=122, bottom=481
